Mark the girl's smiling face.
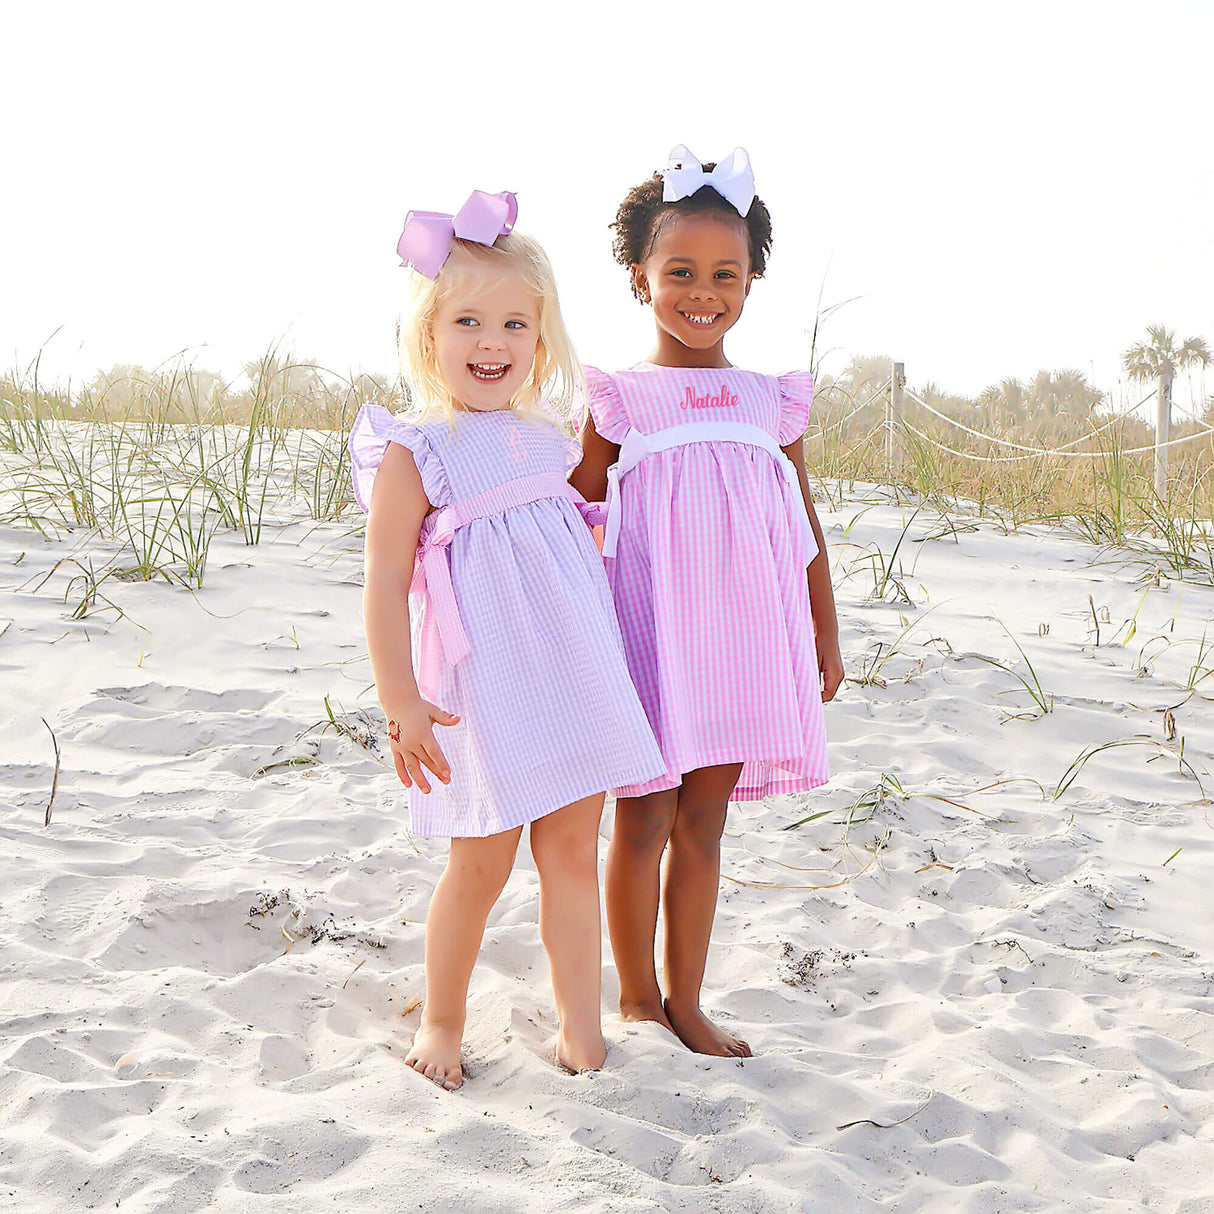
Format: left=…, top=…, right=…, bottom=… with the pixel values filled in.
left=632, top=211, right=754, bottom=368
left=432, top=271, right=540, bottom=411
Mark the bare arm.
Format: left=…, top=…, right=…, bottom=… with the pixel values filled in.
left=364, top=442, right=458, bottom=791
left=783, top=436, right=844, bottom=702
left=568, top=413, right=620, bottom=502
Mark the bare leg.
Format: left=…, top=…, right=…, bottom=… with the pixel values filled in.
left=663, top=763, right=751, bottom=1058
left=530, top=793, right=608, bottom=1073
left=405, top=827, right=522, bottom=1089
left=605, top=787, right=679, bottom=1031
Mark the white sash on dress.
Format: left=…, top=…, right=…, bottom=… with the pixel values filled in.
left=601, top=421, right=817, bottom=564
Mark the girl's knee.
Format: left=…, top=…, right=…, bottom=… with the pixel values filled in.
left=538, top=848, right=598, bottom=892
left=532, top=826, right=597, bottom=877
left=445, top=835, right=518, bottom=899
left=671, top=801, right=728, bottom=851
left=612, top=792, right=677, bottom=853
left=438, top=863, right=510, bottom=911
left=531, top=801, right=600, bottom=868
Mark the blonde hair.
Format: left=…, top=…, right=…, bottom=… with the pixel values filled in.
left=399, top=232, right=584, bottom=429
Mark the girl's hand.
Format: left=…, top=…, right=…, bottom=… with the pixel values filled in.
left=818, top=634, right=844, bottom=703
left=385, top=699, right=460, bottom=793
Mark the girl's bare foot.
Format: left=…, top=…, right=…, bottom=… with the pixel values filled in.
left=404, top=1023, right=464, bottom=1090
left=554, top=1027, right=607, bottom=1075
left=619, top=996, right=676, bottom=1036
left=554, top=1026, right=607, bottom=1075
left=664, top=998, right=751, bottom=1058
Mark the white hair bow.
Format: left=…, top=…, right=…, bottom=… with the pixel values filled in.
left=661, top=144, right=756, bottom=216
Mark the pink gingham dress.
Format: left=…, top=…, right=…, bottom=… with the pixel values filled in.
left=586, top=364, right=829, bottom=802
left=350, top=403, right=665, bottom=838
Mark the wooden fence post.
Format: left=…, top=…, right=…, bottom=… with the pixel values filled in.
left=887, top=361, right=905, bottom=479
left=1154, top=368, right=1172, bottom=500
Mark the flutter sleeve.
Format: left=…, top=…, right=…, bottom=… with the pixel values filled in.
left=536, top=396, right=584, bottom=472
left=348, top=404, right=450, bottom=512
left=565, top=432, right=584, bottom=473
left=583, top=366, right=630, bottom=444
left=776, top=371, right=815, bottom=445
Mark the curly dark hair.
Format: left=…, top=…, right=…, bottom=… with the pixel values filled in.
left=610, top=165, right=773, bottom=301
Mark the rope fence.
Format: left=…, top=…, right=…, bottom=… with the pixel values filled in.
left=902, top=387, right=1214, bottom=462
left=818, top=378, right=892, bottom=433
left=897, top=417, right=1214, bottom=465
left=846, top=360, right=1214, bottom=490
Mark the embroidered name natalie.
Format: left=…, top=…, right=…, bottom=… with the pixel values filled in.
left=681, top=385, right=739, bottom=410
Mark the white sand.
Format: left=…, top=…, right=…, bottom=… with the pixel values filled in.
left=2, top=493, right=1213, bottom=1213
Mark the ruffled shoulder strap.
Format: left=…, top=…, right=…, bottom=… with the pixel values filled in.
left=532, top=397, right=584, bottom=471
left=348, top=404, right=451, bottom=512
left=776, top=370, right=814, bottom=445
left=582, top=366, right=630, bottom=444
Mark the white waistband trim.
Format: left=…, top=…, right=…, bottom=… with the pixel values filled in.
left=602, top=422, right=816, bottom=565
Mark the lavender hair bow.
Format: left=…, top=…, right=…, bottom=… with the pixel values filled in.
left=661, top=145, right=756, bottom=216
left=397, top=190, right=518, bottom=278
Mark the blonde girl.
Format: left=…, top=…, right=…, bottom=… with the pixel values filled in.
left=350, top=191, right=663, bottom=1088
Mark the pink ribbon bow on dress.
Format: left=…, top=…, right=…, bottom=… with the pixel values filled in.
left=397, top=189, right=518, bottom=279
left=661, top=145, right=756, bottom=216
left=410, top=511, right=471, bottom=701
left=407, top=474, right=607, bottom=701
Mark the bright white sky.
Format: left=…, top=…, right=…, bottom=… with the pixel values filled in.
left=2, top=1, right=1212, bottom=412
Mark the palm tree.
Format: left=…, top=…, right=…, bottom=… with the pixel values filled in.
left=978, top=378, right=1024, bottom=412
left=976, top=378, right=1024, bottom=438
left=1022, top=369, right=1103, bottom=423
left=1123, top=325, right=1211, bottom=496
left=839, top=355, right=895, bottom=402
left=1051, top=369, right=1104, bottom=413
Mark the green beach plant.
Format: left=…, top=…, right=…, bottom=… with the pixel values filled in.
left=966, top=622, right=1054, bottom=718
left=1054, top=735, right=1207, bottom=800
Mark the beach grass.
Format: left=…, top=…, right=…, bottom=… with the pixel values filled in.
left=806, top=367, right=1214, bottom=583
left=0, top=356, right=397, bottom=587
left=3, top=352, right=1211, bottom=590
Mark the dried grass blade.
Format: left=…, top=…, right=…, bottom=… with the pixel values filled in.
left=42, top=718, right=61, bottom=827
left=837, top=1090, right=936, bottom=1132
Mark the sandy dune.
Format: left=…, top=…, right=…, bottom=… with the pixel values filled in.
left=2, top=492, right=1212, bottom=1213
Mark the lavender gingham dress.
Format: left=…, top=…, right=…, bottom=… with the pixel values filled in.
left=586, top=364, right=829, bottom=803
left=350, top=404, right=665, bottom=838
